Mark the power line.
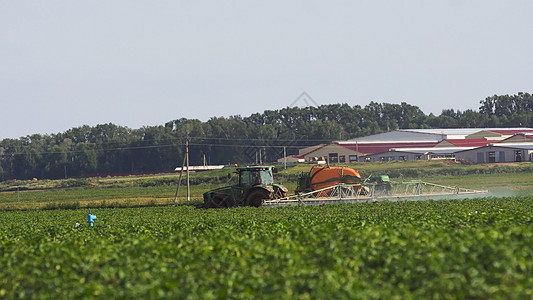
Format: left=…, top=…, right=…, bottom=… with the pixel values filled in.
left=2, top=135, right=333, bottom=149
left=0, top=141, right=315, bottom=157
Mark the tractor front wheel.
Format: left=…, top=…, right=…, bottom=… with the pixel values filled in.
left=246, top=190, right=270, bottom=207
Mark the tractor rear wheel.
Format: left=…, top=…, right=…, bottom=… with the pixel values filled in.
left=246, top=190, right=270, bottom=207
left=210, top=194, right=235, bottom=208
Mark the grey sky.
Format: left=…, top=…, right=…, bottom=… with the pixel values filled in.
left=1, top=1, right=532, bottom=139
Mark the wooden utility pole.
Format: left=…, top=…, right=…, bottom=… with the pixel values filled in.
left=186, top=140, right=190, bottom=201
left=174, top=140, right=191, bottom=202
left=283, top=146, right=287, bottom=169
left=174, top=154, right=186, bottom=203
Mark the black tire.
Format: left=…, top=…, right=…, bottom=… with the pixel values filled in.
left=203, top=193, right=215, bottom=208
left=246, top=190, right=270, bottom=207
left=224, top=195, right=236, bottom=207
left=210, top=194, right=235, bottom=208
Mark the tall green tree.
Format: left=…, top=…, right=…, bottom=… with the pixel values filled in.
left=1, top=93, right=532, bottom=180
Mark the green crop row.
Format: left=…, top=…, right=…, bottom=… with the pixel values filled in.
left=1, top=197, right=533, bottom=299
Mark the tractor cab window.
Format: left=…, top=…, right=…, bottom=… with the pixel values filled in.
left=239, top=169, right=274, bottom=186
left=250, top=171, right=260, bottom=185
left=240, top=170, right=262, bottom=186
left=239, top=170, right=252, bottom=186
left=259, top=170, right=274, bottom=185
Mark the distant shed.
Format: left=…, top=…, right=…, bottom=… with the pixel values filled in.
left=361, top=147, right=475, bottom=162
left=454, top=143, right=533, bottom=163
left=499, top=133, right=533, bottom=144
left=338, top=141, right=440, bottom=156
left=361, top=149, right=428, bottom=162
left=335, top=128, right=527, bottom=155
left=302, top=143, right=362, bottom=163
left=466, top=129, right=533, bottom=141
left=434, top=138, right=490, bottom=148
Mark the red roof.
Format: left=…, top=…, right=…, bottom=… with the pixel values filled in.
left=440, top=139, right=490, bottom=147
left=337, top=142, right=439, bottom=155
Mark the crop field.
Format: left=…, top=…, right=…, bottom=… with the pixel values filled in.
left=0, top=186, right=205, bottom=210
left=1, top=197, right=533, bottom=298
left=1, top=161, right=532, bottom=298
left=1, top=171, right=531, bottom=211
left=1, top=161, right=533, bottom=210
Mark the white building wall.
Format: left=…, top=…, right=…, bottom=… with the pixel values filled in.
left=363, top=151, right=426, bottom=162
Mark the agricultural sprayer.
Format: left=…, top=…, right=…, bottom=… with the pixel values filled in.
left=203, top=165, right=488, bottom=208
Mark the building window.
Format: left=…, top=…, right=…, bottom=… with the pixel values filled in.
left=399, top=155, right=406, bottom=161
left=488, top=151, right=496, bottom=163
left=380, top=156, right=385, bottom=161
left=339, top=155, right=346, bottom=163
left=328, top=153, right=339, bottom=163
left=515, top=150, right=523, bottom=162
left=349, top=155, right=358, bottom=162
left=415, top=155, right=422, bottom=160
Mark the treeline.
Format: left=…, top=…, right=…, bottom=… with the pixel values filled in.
left=1, top=93, right=532, bottom=180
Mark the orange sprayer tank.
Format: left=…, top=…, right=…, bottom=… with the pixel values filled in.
left=299, top=166, right=364, bottom=197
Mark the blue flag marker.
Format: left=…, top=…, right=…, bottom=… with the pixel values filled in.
left=88, top=208, right=97, bottom=226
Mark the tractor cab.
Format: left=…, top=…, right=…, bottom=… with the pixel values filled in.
left=238, top=167, right=275, bottom=187
left=365, top=175, right=392, bottom=195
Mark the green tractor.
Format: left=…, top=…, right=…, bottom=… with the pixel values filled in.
left=364, top=175, right=392, bottom=196
left=203, top=166, right=288, bottom=208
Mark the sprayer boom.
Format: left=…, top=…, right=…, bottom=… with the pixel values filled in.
left=264, top=180, right=488, bottom=207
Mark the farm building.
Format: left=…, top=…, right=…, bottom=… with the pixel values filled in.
left=280, top=128, right=533, bottom=164
left=298, top=144, right=326, bottom=156
left=340, top=128, right=508, bottom=145
left=361, top=147, right=476, bottom=162
left=465, top=129, right=533, bottom=140
left=275, top=144, right=326, bottom=164
left=434, top=138, right=490, bottom=148
left=454, top=143, right=533, bottom=163
left=361, top=149, right=427, bottom=162
left=499, top=132, right=533, bottom=143
left=335, top=128, right=533, bottom=155
left=301, top=143, right=362, bottom=163
left=337, top=141, right=439, bottom=156
left=333, top=129, right=445, bottom=156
